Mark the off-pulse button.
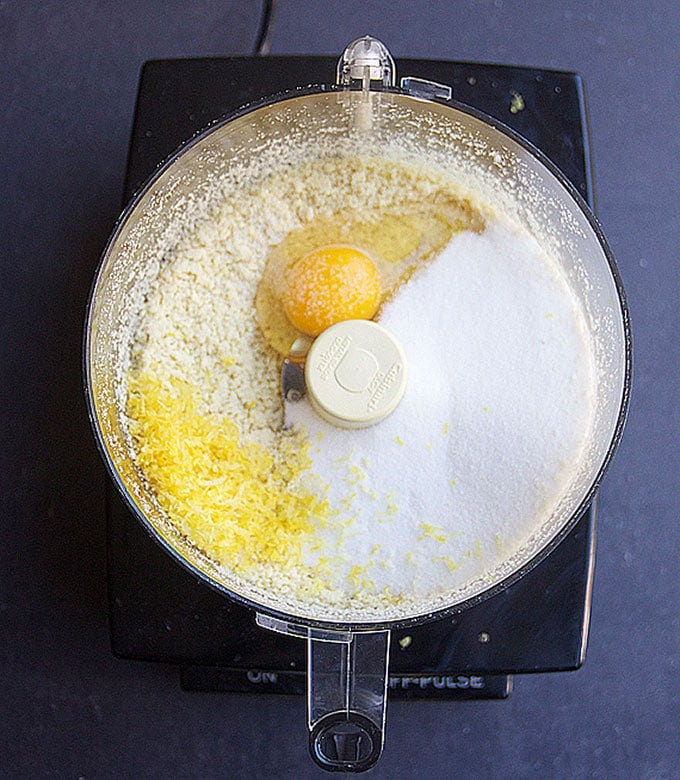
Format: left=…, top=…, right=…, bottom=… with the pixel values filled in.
left=305, top=319, right=408, bottom=429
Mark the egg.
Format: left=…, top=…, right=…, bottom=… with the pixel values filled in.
left=255, top=197, right=485, bottom=358
left=281, top=245, right=381, bottom=336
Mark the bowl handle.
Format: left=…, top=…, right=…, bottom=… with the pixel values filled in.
left=255, top=614, right=390, bottom=773
left=307, top=629, right=390, bottom=773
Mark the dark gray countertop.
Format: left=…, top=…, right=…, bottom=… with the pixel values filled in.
left=1, top=2, right=678, bottom=777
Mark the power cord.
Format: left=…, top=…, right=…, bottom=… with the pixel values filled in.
left=253, top=0, right=277, bottom=56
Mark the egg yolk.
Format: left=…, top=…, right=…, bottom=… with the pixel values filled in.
left=281, top=245, right=381, bottom=336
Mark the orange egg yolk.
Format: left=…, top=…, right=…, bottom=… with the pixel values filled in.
left=281, top=245, right=381, bottom=337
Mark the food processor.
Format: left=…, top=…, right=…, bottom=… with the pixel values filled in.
left=86, top=37, right=630, bottom=771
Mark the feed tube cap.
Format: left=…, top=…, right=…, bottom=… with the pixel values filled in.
left=304, top=319, right=408, bottom=429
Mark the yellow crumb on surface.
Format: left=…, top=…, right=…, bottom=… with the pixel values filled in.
left=332, top=449, right=354, bottom=465
left=395, top=435, right=404, bottom=446
left=359, top=483, right=379, bottom=500
left=348, top=465, right=367, bottom=485
left=340, top=492, right=357, bottom=511
left=315, top=557, right=332, bottom=578
left=509, top=90, right=525, bottom=114
left=347, top=563, right=375, bottom=592
left=126, top=370, right=328, bottom=573
left=434, top=555, right=459, bottom=573
left=419, top=523, right=448, bottom=543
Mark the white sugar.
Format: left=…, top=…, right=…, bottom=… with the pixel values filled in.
left=285, top=217, right=596, bottom=604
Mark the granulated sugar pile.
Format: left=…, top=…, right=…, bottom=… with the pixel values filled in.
left=125, top=153, right=597, bottom=622
left=285, top=219, right=595, bottom=603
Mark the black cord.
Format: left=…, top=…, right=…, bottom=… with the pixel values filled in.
left=253, top=0, right=277, bottom=56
